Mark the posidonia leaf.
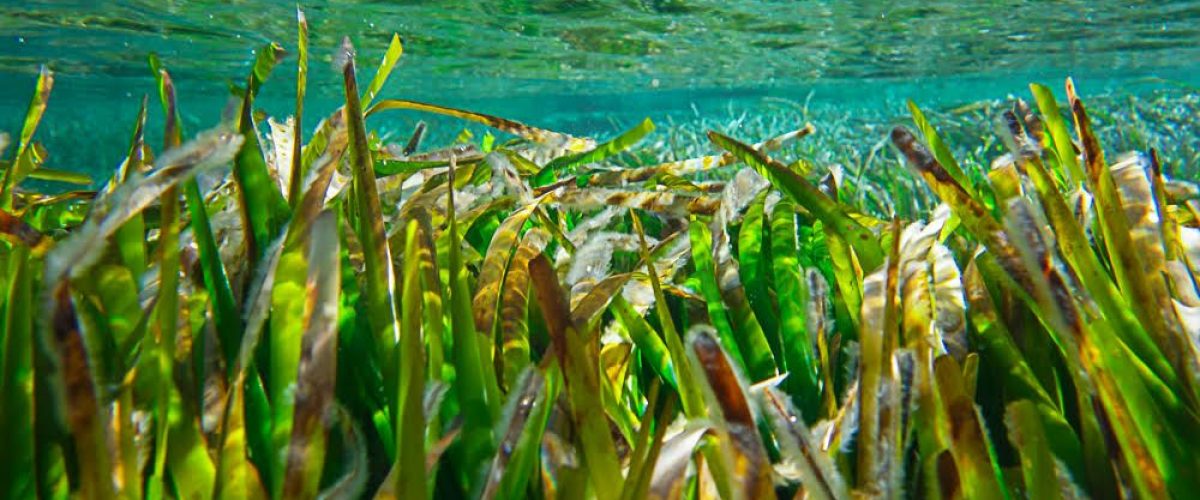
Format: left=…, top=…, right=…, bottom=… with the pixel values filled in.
left=185, top=174, right=243, bottom=366
left=109, top=96, right=151, bottom=284
left=1005, top=400, right=1063, bottom=500
left=1029, top=83, right=1086, bottom=186
left=215, top=376, right=268, bottom=500
left=341, top=39, right=401, bottom=368
left=394, top=218, right=427, bottom=499
left=287, top=8, right=309, bottom=206
left=362, top=34, right=403, bottom=109
left=621, top=380, right=667, bottom=500
left=233, top=62, right=290, bottom=263
left=1067, top=82, right=1193, bottom=399
left=688, top=218, right=749, bottom=373
left=962, top=259, right=1085, bottom=482
left=737, top=190, right=781, bottom=359
left=907, top=100, right=975, bottom=199
left=447, top=155, right=499, bottom=486
left=534, top=117, right=655, bottom=185
left=26, top=167, right=90, bottom=185
left=768, top=197, right=821, bottom=418
left=933, top=355, right=1007, bottom=500
left=474, top=196, right=549, bottom=356
left=856, top=220, right=903, bottom=496
left=480, top=369, right=558, bottom=500
left=498, top=227, right=549, bottom=390
left=529, top=253, right=624, bottom=500
left=267, top=240, right=309, bottom=497
left=1, top=65, right=52, bottom=209
left=280, top=210, right=340, bottom=499
left=45, top=283, right=114, bottom=499
left=758, top=386, right=848, bottom=500
left=631, top=211, right=705, bottom=417
left=686, top=326, right=775, bottom=500
left=0, top=247, right=36, bottom=499
left=648, top=424, right=715, bottom=499
left=708, top=130, right=884, bottom=271
left=611, top=294, right=677, bottom=390
left=366, top=99, right=591, bottom=150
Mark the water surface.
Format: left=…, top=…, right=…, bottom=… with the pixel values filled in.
left=1, top=0, right=1198, bottom=176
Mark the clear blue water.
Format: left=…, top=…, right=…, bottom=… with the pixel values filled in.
left=1, top=0, right=1199, bottom=177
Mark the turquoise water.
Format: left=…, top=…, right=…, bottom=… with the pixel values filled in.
left=2, top=0, right=1199, bottom=178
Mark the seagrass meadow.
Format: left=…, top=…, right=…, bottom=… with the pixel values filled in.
left=4, top=17, right=1200, bottom=500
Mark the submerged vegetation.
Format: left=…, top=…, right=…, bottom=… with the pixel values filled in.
left=4, top=13, right=1200, bottom=500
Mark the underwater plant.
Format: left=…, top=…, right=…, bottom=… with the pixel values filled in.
left=2, top=13, right=1199, bottom=500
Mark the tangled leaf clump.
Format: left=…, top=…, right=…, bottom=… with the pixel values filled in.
left=2, top=15, right=1199, bottom=500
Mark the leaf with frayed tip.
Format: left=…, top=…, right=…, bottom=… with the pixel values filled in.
left=737, top=190, right=781, bottom=358
left=367, top=99, right=589, bottom=150
left=758, top=386, right=848, bottom=500
left=907, top=100, right=975, bottom=199
left=534, top=117, right=655, bottom=185
left=1, top=65, right=52, bottom=209
left=856, top=220, right=902, bottom=495
left=0, top=247, right=35, bottom=499
left=1013, top=142, right=1170, bottom=382
left=362, top=34, right=403, bottom=109
left=708, top=130, right=883, bottom=271
left=1029, top=83, right=1085, bottom=186
left=1067, top=83, right=1184, bottom=374
left=498, top=227, right=548, bottom=390
left=394, top=218, right=427, bottom=500
left=891, top=126, right=1029, bottom=282
left=1005, top=400, right=1063, bottom=500
left=768, top=198, right=820, bottom=416
left=342, top=49, right=401, bottom=365
left=288, top=8, right=309, bottom=206
left=529, top=253, right=624, bottom=500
